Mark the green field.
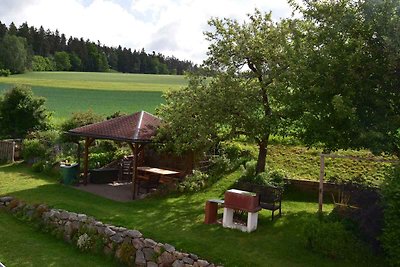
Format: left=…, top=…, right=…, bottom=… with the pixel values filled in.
left=0, top=72, right=187, bottom=122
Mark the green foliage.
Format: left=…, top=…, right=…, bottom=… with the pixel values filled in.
left=60, top=110, right=103, bottom=143
left=32, top=55, right=55, bottom=71
left=177, top=170, right=209, bottom=193
left=287, top=0, right=400, bottom=156
left=22, top=139, right=47, bottom=162
left=22, top=130, right=59, bottom=160
left=157, top=10, right=293, bottom=173
left=0, top=85, right=51, bottom=138
left=381, top=166, right=400, bottom=266
left=0, top=69, right=11, bottom=77
left=303, top=216, right=367, bottom=260
left=0, top=34, right=28, bottom=74
left=238, top=160, right=287, bottom=188
left=54, top=51, right=71, bottom=71
left=88, top=152, right=115, bottom=169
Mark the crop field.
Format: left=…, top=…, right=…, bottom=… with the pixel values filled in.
left=0, top=72, right=187, bottom=123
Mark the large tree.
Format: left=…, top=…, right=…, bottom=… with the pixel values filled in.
left=157, top=10, right=293, bottom=173
left=0, top=85, right=51, bottom=138
left=0, top=34, right=29, bottom=74
left=287, top=0, right=400, bottom=157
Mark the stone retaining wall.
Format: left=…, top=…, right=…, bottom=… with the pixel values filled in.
left=0, top=196, right=220, bottom=267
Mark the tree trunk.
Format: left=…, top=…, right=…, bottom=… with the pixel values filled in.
left=256, top=136, right=269, bottom=174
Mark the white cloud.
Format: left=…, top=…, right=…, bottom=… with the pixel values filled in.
left=0, top=0, right=292, bottom=64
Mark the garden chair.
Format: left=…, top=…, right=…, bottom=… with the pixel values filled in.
left=118, top=157, right=133, bottom=182
left=255, top=185, right=283, bottom=221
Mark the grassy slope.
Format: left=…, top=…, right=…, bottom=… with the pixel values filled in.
left=0, top=72, right=187, bottom=122
left=267, top=144, right=392, bottom=185
left=0, top=163, right=383, bottom=267
left=0, top=210, right=122, bottom=267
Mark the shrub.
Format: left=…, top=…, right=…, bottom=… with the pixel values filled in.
left=177, top=170, right=209, bottom=193
left=22, top=130, right=60, bottom=167
left=0, top=85, right=51, bottom=138
left=237, top=160, right=287, bottom=188
left=304, top=216, right=366, bottom=260
left=22, top=139, right=47, bottom=163
left=77, top=233, right=93, bottom=251
left=381, top=166, right=400, bottom=266
left=0, top=68, right=11, bottom=76
left=89, top=152, right=115, bottom=169
left=208, top=154, right=233, bottom=176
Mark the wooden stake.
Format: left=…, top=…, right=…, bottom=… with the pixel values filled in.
left=318, top=154, right=325, bottom=213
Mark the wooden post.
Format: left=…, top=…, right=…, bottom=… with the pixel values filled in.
left=318, top=154, right=325, bottom=213
left=11, top=141, right=15, bottom=163
left=83, top=137, right=94, bottom=185
left=129, top=143, right=139, bottom=200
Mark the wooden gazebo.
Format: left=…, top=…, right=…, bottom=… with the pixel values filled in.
left=68, top=111, right=161, bottom=199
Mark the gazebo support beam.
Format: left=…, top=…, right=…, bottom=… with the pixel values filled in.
left=83, top=137, right=95, bottom=185
left=129, top=143, right=141, bottom=199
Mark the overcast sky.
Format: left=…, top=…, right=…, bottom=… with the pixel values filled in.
left=0, top=0, right=292, bottom=64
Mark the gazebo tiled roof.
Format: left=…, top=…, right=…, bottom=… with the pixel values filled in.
left=68, top=111, right=161, bottom=143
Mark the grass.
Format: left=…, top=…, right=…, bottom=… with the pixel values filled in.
left=0, top=163, right=384, bottom=267
left=0, top=210, right=122, bottom=267
left=0, top=83, right=163, bottom=122
left=0, top=72, right=187, bottom=122
left=0, top=72, right=187, bottom=92
left=236, top=141, right=392, bottom=186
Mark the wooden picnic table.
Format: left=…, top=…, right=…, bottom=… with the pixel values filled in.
left=137, top=166, right=181, bottom=184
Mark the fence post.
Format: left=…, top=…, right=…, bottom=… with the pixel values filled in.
left=12, top=141, right=15, bottom=163
left=318, top=154, right=325, bottom=213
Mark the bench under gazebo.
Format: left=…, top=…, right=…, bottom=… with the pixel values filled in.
left=67, top=111, right=185, bottom=200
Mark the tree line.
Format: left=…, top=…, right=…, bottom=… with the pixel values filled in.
left=0, top=21, right=197, bottom=75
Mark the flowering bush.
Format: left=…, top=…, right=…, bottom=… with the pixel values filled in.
left=77, top=233, right=92, bottom=251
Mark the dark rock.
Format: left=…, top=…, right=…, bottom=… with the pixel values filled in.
left=164, top=243, right=175, bottom=253
left=132, top=238, right=144, bottom=250
left=0, top=196, right=13, bottom=203
left=110, top=233, right=124, bottom=244
left=144, top=238, right=157, bottom=248
left=158, top=251, right=175, bottom=266
left=77, top=214, right=88, bottom=222
left=143, top=247, right=156, bottom=261
left=125, top=229, right=142, bottom=238
left=189, top=254, right=198, bottom=261
left=197, top=260, right=209, bottom=267
left=135, top=250, right=146, bottom=267
left=172, top=260, right=185, bottom=267
left=183, top=257, right=194, bottom=265
left=60, top=211, right=70, bottom=220
left=68, top=212, right=78, bottom=221
left=104, top=227, right=116, bottom=237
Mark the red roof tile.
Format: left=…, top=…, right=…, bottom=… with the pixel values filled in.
left=68, top=111, right=161, bottom=142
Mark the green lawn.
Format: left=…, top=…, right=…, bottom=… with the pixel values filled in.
left=0, top=210, right=122, bottom=267
left=0, top=163, right=384, bottom=267
left=0, top=72, right=187, bottom=122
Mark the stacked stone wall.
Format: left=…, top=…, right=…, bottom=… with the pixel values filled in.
left=0, top=196, right=221, bottom=267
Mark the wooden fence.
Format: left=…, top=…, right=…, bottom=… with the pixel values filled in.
left=0, top=140, right=15, bottom=163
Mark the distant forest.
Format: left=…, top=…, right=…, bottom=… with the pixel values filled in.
left=0, top=21, right=198, bottom=75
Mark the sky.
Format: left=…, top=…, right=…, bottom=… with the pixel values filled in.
left=0, top=0, right=293, bottom=64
